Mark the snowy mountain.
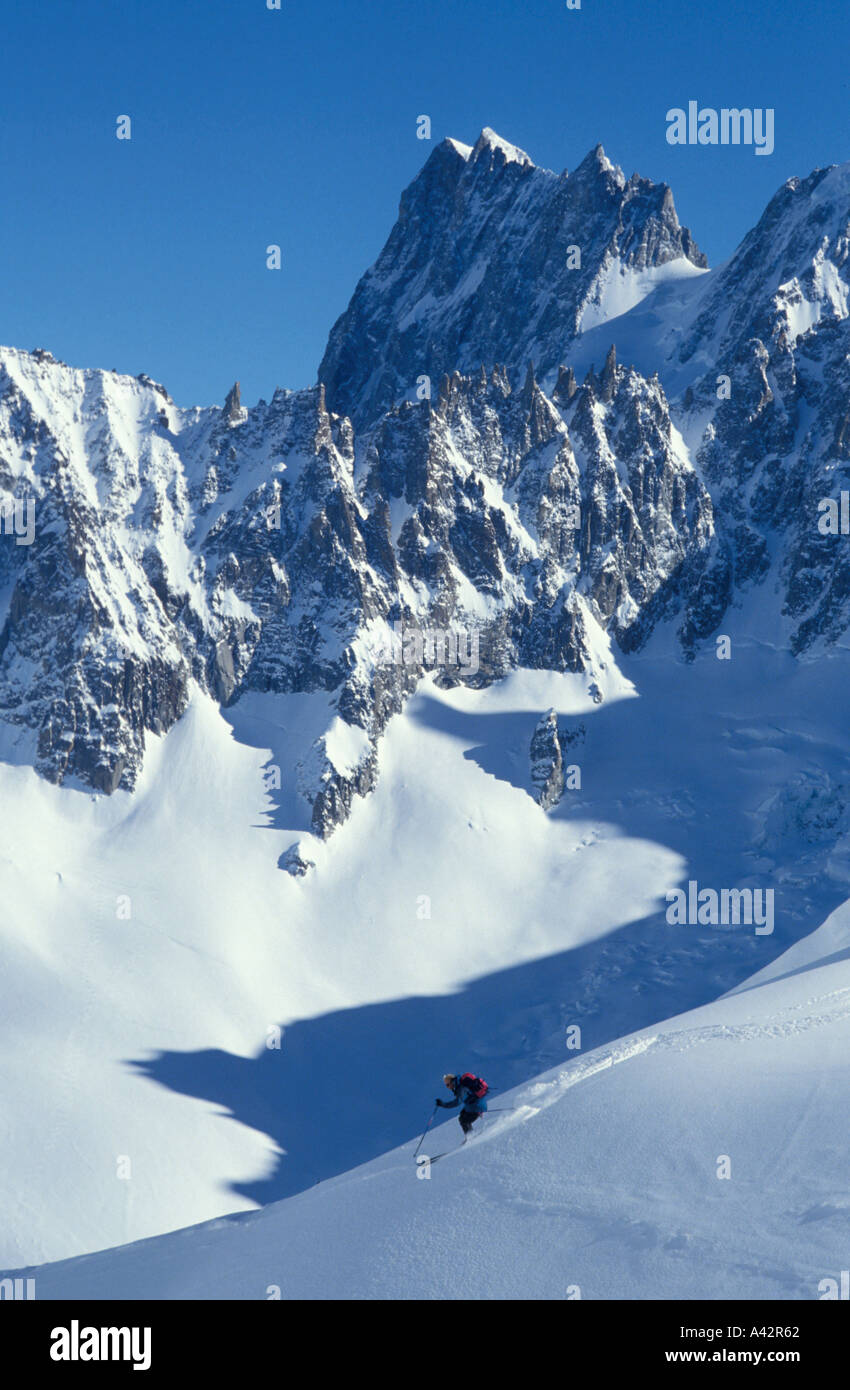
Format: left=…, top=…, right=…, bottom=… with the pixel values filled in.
left=4, top=131, right=850, bottom=1289
left=0, top=355, right=385, bottom=830
left=565, top=160, right=850, bottom=653
left=5, top=134, right=850, bottom=829
left=319, top=129, right=707, bottom=429
left=0, top=335, right=720, bottom=832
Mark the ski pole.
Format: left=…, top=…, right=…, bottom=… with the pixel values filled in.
left=414, top=1104, right=438, bottom=1158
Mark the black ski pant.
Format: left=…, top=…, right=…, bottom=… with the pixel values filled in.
left=459, top=1108, right=480, bottom=1134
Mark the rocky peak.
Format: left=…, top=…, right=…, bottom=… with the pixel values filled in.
left=553, top=365, right=578, bottom=405
left=223, top=381, right=244, bottom=424
left=319, top=132, right=706, bottom=429
left=470, top=127, right=535, bottom=171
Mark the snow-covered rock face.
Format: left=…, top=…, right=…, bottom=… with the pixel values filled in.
left=319, top=130, right=707, bottom=430
left=0, top=340, right=717, bottom=819
left=0, top=353, right=398, bottom=823
left=621, top=162, right=850, bottom=653
left=0, top=352, right=195, bottom=794
left=361, top=352, right=718, bottom=678
left=4, top=136, right=850, bottom=829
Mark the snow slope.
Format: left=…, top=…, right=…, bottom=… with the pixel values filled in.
left=0, top=644, right=662, bottom=1268
left=15, top=892, right=850, bottom=1300
left=4, top=631, right=850, bottom=1274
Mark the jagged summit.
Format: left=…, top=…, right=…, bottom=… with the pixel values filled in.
left=319, top=132, right=706, bottom=428
left=222, top=380, right=243, bottom=423
left=470, top=126, right=535, bottom=169
left=444, top=130, right=621, bottom=180
left=444, top=136, right=473, bottom=160
left=442, top=128, right=536, bottom=170
left=573, top=141, right=625, bottom=187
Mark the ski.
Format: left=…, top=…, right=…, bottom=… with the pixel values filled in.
left=416, top=1138, right=468, bottom=1166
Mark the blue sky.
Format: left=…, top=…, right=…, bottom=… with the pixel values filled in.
left=1, top=0, right=847, bottom=408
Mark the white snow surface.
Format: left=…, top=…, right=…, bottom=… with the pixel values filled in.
left=578, top=256, right=707, bottom=334
left=4, top=640, right=850, bottom=1298
left=14, top=895, right=850, bottom=1300
left=0, top=659, right=654, bottom=1268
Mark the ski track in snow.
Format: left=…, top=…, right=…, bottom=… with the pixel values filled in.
left=414, top=981, right=850, bottom=1176
left=495, top=985, right=850, bottom=1127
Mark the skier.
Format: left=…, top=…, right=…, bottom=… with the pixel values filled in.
left=436, top=1072, right=489, bottom=1136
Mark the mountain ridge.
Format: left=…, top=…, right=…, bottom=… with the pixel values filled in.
left=2, top=134, right=850, bottom=836
left=319, top=127, right=708, bottom=429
